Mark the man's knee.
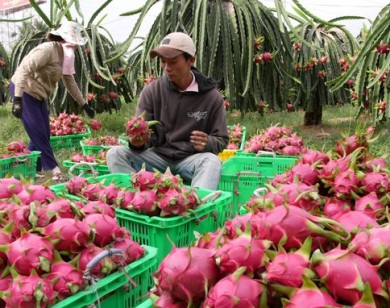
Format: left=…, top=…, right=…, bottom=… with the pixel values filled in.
left=200, top=153, right=222, bottom=169
left=106, top=146, right=125, bottom=162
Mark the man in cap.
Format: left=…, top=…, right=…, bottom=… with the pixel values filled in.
left=107, top=32, right=228, bottom=190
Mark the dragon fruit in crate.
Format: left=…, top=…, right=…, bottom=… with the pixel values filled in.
left=4, top=270, right=56, bottom=308
left=1, top=233, right=54, bottom=276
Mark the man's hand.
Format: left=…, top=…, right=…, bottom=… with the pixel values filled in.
left=12, top=97, right=23, bottom=119
left=129, top=133, right=150, bottom=148
left=190, top=130, right=208, bottom=151
left=82, top=103, right=95, bottom=118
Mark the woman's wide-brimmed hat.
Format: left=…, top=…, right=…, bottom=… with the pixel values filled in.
left=49, top=21, right=88, bottom=46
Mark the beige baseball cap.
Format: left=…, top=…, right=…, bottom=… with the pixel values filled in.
left=150, top=32, right=196, bottom=59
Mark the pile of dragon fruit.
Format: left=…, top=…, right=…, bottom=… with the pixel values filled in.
left=50, top=112, right=88, bottom=136
left=243, top=124, right=306, bottom=155
left=70, top=151, right=107, bottom=163
left=0, top=177, right=145, bottom=307
left=226, top=124, right=245, bottom=150
left=149, top=130, right=390, bottom=307
left=65, top=167, right=202, bottom=217
left=81, top=136, right=126, bottom=146
left=0, top=141, right=31, bottom=159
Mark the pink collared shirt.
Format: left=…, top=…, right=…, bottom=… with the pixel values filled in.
left=62, top=43, right=76, bottom=75
left=181, top=71, right=199, bottom=92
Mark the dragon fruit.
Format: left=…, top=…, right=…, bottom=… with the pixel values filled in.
left=0, top=223, right=13, bottom=271
left=332, top=169, right=360, bottom=199
left=194, top=229, right=229, bottom=250
left=125, top=111, right=160, bottom=144
left=40, top=218, right=92, bottom=254
left=224, top=213, right=269, bottom=240
left=8, top=205, right=31, bottom=237
left=323, top=197, right=352, bottom=219
left=110, top=235, right=145, bottom=265
left=311, top=247, right=388, bottom=304
left=131, top=165, right=158, bottom=191
left=282, top=275, right=341, bottom=308
left=65, top=176, right=88, bottom=195
left=154, top=246, right=221, bottom=304
left=158, top=188, right=188, bottom=217
left=354, top=192, right=385, bottom=219
left=82, top=200, right=115, bottom=217
left=265, top=237, right=314, bottom=288
left=77, top=245, right=117, bottom=278
left=353, top=283, right=378, bottom=308
left=17, top=184, right=55, bottom=205
left=3, top=233, right=54, bottom=276
left=83, top=213, right=126, bottom=247
left=5, top=271, right=56, bottom=308
left=81, top=183, right=104, bottom=201
left=299, top=149, right=330, bottom=165
left=128, top=190, right=160, bottom=215
left=0, top=177, right=23, bottom=198
left=44, top=255, right=84, bottom=299
left=361, top=171, right=389, bottom=195
left=335, top=134, right=368, bottom=156
left=287, top=163, right=320, bottom=185
left=214, top=228, right=270, bottom=275
left=266, top=183, right=321, bottom=211
left=97, top=183, right=120, bottom=205
left=203, top=267, right=264, bottom=307
left=349, top=226, right=390, bottom=269
left=155, top=167, right=184, bottom=193
left=151, top=292, right=187, bottom=307
left=332, top=211, right=379, bottom=234
left=320, top=156, right=351, bottom=184
left=46, top=198, right=77, bottom=219
left=262, top=205, right=350, bottom=250
left=117, top=190, right=135, bottom=209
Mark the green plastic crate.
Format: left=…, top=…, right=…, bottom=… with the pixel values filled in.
left=50, top=173, right=233, bottom=265
left=0, top=151, right=41, bottom=179
left=135, top=299, right=153, bottom=308
left=218, top=155, right=299, bottom=219
left=50, top=128, right=91, bottom=151
left=116, top=189, right=232, bottom=265
left=218, top=125, right=247, bottom=162
left=52, top=245, right=157, bottom=308
left=236, top=150, right=300, bottom=160
left=63, top=160, right=110, bottom=178
left=80, top=138, right=127, bottom=156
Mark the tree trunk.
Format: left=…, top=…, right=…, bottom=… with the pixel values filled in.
left=304, top=107, right=322, bottom=125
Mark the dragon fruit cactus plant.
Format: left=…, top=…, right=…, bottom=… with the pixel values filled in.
left=125, top=111, right=160, bottom=145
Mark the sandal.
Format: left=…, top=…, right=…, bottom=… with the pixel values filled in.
left=51, top=166, right=63, bottom=181
left=51, top=172, right=63, bottom=181
left=35, top=172, right=44, bottom=179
